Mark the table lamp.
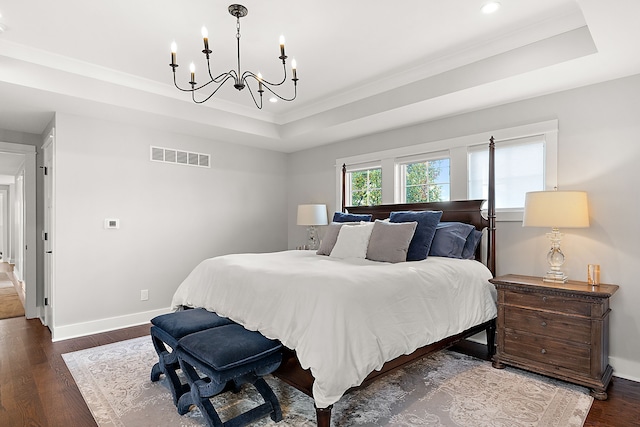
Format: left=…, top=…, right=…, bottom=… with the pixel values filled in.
left=297, top=204, right=328, bottom=250
left=523, top=190, right=589, bottom=283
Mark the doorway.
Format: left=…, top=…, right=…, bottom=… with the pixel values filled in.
left=0, top=142, right=37, bottom=319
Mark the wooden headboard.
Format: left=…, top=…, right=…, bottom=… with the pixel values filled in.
left=345, top=200, right=488, bottom=231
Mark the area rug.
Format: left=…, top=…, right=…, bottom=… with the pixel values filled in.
left=62, top=336, right=593, bottom=427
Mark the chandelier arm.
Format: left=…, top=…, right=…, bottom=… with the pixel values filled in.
left=206, top=61, right=234, bottom=84
left=191, top=75, right=236, bottom=104
left=175, top=76, right=225, bottom=92
left=173, top=73, right=200, bottom=93
left=260, top=81, right=297, bottom=102
left=181, top=69, right=239, bottom=93
left=241, top=66, right=287, bottom=87
left=244, top=82, right=264, bottom=110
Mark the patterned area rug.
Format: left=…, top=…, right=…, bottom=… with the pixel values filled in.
left=63, top=336, right=593, bottom=427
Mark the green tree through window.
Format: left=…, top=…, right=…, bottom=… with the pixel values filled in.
left=350, top=168, right=382, bottom=206
left=404, top=159, right=450, bottom=203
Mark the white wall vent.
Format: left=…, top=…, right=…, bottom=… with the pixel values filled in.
left=150, top=146, right=210, bottom=168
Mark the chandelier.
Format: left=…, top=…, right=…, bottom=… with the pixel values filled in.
left=169, top=4, right=298, bottom=109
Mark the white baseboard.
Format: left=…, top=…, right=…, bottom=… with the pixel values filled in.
left=609, top=356, right=640, bottom=383
left=51, top=307, right=173, bottom=342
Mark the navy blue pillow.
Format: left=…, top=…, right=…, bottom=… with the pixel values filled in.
left=462, top=229, right=483, bottom=259
left=332, top=212, right=372, bottom=223
left=390, top=211, right=443, bottom=261
left=429, top=222, right=475, bottom=259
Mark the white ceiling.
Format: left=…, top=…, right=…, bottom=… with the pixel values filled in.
left=0, top=0, right=639, bottom=153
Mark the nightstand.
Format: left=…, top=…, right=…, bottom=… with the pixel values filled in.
left=490, top=274, right=619, bottom=400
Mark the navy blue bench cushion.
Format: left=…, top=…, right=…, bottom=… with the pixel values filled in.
left=178, top=324, right=282, bottom=371
left=150, top=308, right=234, bottom=340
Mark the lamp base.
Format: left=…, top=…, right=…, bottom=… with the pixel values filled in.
left=543, top=272, right=568, bottom=283
left=543, top=228, right=568, bottom=283
left=306, top=226, right=319, bottom=251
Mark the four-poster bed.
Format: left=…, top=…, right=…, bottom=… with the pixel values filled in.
left=172, top=138, right=497, bottom=427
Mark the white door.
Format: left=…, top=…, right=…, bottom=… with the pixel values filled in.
left=42, top=133, right=54, bottom=326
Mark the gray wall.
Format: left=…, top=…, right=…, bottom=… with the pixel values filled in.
left=287, top=73, right=640, bottom=382
left=51, top=113, right=288, bottom=338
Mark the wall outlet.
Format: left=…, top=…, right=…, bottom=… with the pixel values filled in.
left=140, top=289, right=149, bottom=301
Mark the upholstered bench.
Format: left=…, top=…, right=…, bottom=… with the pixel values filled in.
left=176, top=324, right=283, bottom=427
left=150, top=308, right=235, bottom=405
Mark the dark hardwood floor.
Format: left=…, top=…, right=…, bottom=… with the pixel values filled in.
left=1, top=316, right=638, bottom=426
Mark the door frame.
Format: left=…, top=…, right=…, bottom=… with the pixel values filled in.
left=42, top=132, right=54, bottom=326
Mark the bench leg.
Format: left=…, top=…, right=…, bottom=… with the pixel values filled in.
left=150, top=334, right=189, bottom=406
left=253, top=377, right=283, bottom=422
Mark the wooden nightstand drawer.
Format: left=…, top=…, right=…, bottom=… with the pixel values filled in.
left=504, top=306, right=591, bottom=344
left=504, top=331, right=591, bottom=374
left=504, top=290, right=591, bottom=316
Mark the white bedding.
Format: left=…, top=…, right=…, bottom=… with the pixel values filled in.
left=171, top=250, right=497, bottom=408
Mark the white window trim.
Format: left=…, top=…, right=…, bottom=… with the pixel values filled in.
left=335, top=120, right=558, bottom=222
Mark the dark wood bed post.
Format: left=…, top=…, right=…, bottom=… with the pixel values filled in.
left=486, top=136, right=497, bottom=357
left=487, top=136, right=496, bottom=276
left=341, top=163, right=347, bottom=213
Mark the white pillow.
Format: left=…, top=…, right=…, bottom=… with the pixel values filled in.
left=329, top=222, right=375, bottom=259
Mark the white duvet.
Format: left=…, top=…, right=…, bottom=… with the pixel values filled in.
left=171, top=250, right=497, bottom=408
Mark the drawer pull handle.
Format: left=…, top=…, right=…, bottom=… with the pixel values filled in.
left=541, top=349, right=547, bottom=354
left=542, top=296, right=547, bottom=302
left=541, top=321, right=547, bottom=327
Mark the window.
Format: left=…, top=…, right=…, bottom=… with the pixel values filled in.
left=399, top=158, right=450, bottom=203
left=468, top=136, right=545, bottom=209
left=347, top=167, right=382, bottom=206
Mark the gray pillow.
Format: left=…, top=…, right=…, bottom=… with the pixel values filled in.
left=366, top=220, right=418, bottom=263
left=316, top=222, right=359, bottom=255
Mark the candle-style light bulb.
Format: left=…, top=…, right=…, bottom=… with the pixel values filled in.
left=291, top=59, right=297, bottom=80
left=201, top=26, right=209, bottom=51
left=170, top=42, right=177, bottom=67
left=257, top=72, right=263, bottom=93
left=279, top=35, right=286, bottom=58
left=189, top=62, right=196, bottom=84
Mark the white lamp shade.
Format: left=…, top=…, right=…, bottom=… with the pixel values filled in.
left=523, top=191, right=589, bottom=228
left=297, top=204, right=328, bottom=226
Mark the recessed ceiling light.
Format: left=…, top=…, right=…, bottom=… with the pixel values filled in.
left=481, top=2, right=501, bottom=14
left=269, top=97, right=278, bottom=103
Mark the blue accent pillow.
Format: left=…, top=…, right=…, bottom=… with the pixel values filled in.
left=390, top=210, right=443, bottom=261
left=430, top=222, right=475, bottom=259
left=462, top=229, right=483, bottom=259
left=332, top=212, right=372, bottom=223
